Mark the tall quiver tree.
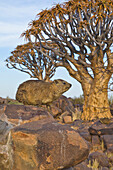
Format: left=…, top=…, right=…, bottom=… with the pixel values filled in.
left=21, top=0, right=113, bottom=120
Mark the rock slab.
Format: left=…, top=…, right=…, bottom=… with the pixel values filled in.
left=3, top=104, right=53, bottom=125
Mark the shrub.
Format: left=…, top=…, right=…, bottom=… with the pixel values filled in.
left=72, top=95, right=84, bottom=105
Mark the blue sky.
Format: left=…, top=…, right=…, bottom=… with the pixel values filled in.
left=0, top=0, right=83, bottom=99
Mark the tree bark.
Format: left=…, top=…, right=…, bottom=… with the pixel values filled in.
left=62, top=56, right=112, bottom=121
left=81, top=75, right=112, bottom=120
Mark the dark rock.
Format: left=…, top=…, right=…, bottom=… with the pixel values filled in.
left=70, top=120, right=93, bottom=142
left=101, top=168, right=109, bottom=170
left=73, top=161, right=92, bottom=170
left=89, top=126, right=113, bottom=136
left=11, top=119, right=89, bottom=170
left=50, top=95, right=82, bottom=122
left=88, top=151, right=110, bottom=168
left=4, top=104, right=54, bottom=125
left=90, top=118, right=113, bottom=130
left=109, top=156, right=113, bottom=164
left=107, top=146, right=113, bottom=154
left=102, top=135, right=113, bottom=148
left=50, top=105, right=62, bottom=117
left=51, top=95, right=75, bottom=115
left=62, top=167, right=73, bottom=170
left=71, top=119, right=84, bottom=127
left=0, top=97, right=7, bottom=105
left=88, top=119, right=113, bottom=149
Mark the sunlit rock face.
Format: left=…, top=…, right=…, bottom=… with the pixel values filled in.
left=0, top=104, right=54, bottom=170
left=11, top=119, right=89, bottom=170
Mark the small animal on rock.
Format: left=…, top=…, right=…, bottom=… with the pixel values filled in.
left=16, top=79, right=72, bottom=106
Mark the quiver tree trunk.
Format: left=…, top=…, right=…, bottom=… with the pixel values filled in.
left=81, top=75, right=112, bottom=120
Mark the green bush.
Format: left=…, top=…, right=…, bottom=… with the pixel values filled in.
left=8, top=100, right=23, bottom=105
left=6, top=96, right=23, bottom=105
left=72, top=95, right=84, bottom=105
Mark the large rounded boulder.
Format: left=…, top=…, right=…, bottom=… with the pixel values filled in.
left=11, top=119, right=89, bottom=170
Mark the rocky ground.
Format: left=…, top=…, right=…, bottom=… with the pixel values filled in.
left=0, top=96, right=113, bottom=170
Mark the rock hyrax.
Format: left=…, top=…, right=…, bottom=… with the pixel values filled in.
left=16, top=79, right=72, bottom=106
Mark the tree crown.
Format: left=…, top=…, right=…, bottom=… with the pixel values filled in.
left=6, top=0, right=113, bottom=83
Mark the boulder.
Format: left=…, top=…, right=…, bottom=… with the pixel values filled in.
left=59, top=111, right=72, bottom=123
left=11, top=119, right=89, bottom=170
left=2, top=104, right=54, bottom=126
left=63, top=115, right=72, bottom=124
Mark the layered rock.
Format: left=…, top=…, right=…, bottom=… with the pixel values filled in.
left=0, top=95, right=83, bottom=124
left=88, top=118, right=113, bottom=149
left=2, top=104, right=53, bottom=126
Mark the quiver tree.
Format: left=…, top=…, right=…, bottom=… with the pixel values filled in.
left=6, top=42, right=58, bottom=81
left=21, top=0, right=113, bottom=120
